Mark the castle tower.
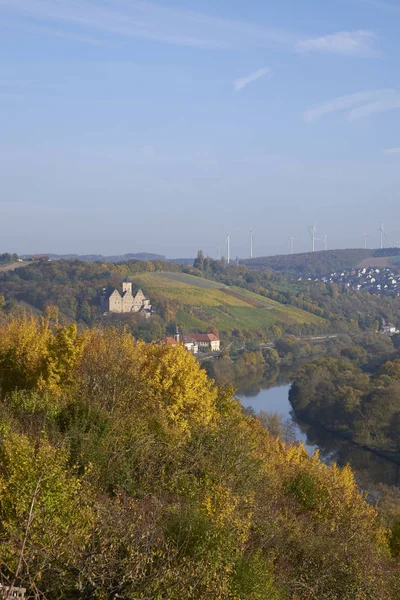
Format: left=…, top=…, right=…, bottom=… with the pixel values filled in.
left=122, top=280, right=132, bottom=295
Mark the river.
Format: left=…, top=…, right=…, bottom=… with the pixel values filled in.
left=238, top=382, right=400, bottom=487
left=238, top=384, right=318, bottom=456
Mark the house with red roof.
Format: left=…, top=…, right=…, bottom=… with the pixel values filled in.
left=164, top=332, right=220, bottom=354
left=164, top=334, right=198, bottom=354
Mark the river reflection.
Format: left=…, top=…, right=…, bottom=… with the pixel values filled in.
left=237, top=375, right=400, bottom=487
left=238, top=383, right=318, bottom=456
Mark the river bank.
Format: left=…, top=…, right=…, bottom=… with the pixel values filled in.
left=238, top=379, right=400, bottom=488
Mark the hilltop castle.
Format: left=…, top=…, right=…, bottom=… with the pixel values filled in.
left=101, top=280, right=151, bottom=315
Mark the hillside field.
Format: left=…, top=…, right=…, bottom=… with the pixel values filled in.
left=131, top=271, right=325, bottom=332
left=0, top=261, right=32, bottom=273
left=356, top=256, right=400, bottom=269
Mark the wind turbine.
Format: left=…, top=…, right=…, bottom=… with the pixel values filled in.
left=324, top=233, right=328, bottom=251
left=363, top=233, right=370, bottom=249
left=288, top=236, right=297, bottom=255
left=217, top=244, right=221, bottom=260
left=308, top=223, right=319, bottom=252
left=378, top=221, right=386, bottom=250
left=249, top=230, right=254, bottom=259
left=221, top=225, right=230, bottom=264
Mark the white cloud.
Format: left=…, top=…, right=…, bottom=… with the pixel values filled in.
left=304, top=89, right=400, bottom=123
left=234, top=68, right=272, bottom=94
left=297, top=30, right=377, bottom=57
left=384, top=147, right=400, bottom=155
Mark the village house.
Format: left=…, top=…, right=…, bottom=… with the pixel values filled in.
left=381, top=321, right=399, bottom=336
left=101, top=280, right=151, bottom=316
left=165, top=333, right=199, bottom=354
left=189, top=333, right=220, bottom=352
left=164, top=331, right=220, bottom=354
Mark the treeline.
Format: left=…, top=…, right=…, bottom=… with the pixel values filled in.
left=241, top=247, right=400, bottom=279
left=290, top=332, right=400, bottom=459
left=202, top=335, right=337, bottom=386
left=242, top=249, right=372, bottom=278
left=43, top=252, right=167, bottom=262
left=0, top=315, right=399, bottom=599
left=0, top=252, right=19, bottom=265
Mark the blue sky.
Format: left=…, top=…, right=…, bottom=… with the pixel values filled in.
left=1, top=0, right=400, bottom=258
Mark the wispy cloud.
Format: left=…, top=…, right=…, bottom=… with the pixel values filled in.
left=297, top=30, right=377, bottom=57
left=234, top=68, right=272, bottom=94
left=384, top=147, right=400, bottom=155
left=0, top=0, right=294, bottom=49
left=304, top=89, right=400, bottom=123
left=0, top=0, right=379, bottom=57
left=1, top=18, right=101, bottom=45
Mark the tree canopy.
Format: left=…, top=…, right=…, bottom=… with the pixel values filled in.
left=0, top=316, right=398, bottom=599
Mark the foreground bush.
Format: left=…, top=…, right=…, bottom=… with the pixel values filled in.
left=0, top=317, right=398, bottom=599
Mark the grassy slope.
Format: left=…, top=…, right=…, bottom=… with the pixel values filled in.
left=0, top=262, right=32, bottom=273
left=132, top=272, right=325, bottom=332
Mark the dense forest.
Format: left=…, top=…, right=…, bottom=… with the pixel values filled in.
left=290, top=333, right=400, bottom=461
left=0, top=314, right=399, bottom=599
left=242, top=248, right=400, bottom=278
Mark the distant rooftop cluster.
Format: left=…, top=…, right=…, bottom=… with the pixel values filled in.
left=306, top=267, right=400, bottom=296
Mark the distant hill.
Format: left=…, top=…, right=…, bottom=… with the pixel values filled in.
left=166, top=258, right=195, bottom=265
left=20, top=252, right=195, bottom=266
left=22, top=252, right=167, bottom=263
left=0, top=259, right=324, bottom=337
left=243, top=248, right=400, bottom=279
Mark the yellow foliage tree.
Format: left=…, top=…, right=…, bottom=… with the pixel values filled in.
left=0, top=317, right=84, bottom=395
left=138, top=344, right=219, bottom=436
left=0, top=432, right=93, bottom=595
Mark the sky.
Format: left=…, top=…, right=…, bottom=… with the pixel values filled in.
left=1, top=0, right=400, bottom=258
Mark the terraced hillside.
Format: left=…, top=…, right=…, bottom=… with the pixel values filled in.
left=131, top=272, right=325, bottom=332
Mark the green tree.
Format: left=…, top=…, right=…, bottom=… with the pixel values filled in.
left=193, top=250, right=205, bottom=272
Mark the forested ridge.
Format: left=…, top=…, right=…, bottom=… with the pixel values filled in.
left=290, top=332, right=400, bottom=461
left=4, top=257, right=400, bottom=348
left=242, top=248, right=400, bottom=278
left=0, top=314, right=399, bottom=599
left=0, top=259, right=326, bottom=343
